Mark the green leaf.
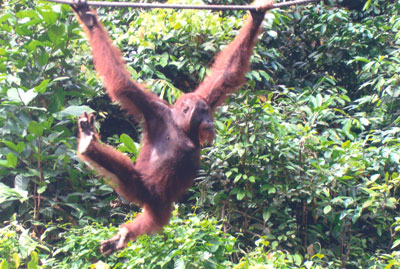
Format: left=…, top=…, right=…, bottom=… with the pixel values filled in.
left=37, top=184, right=47, bottom=194
left=323, top=205, right=332, bottom=214
left=27, top=260, right=38, bottom=269
left=237, top=191, right=245, bottom=201
left=352, top=56, right=370, bottom=63
left=233, top=174, right=242, bottom=183
left=320, top=23, right=327, bottom=34
left=6, top=153, right=17, bottom=168
left=31, top=251, right=38, bottom=264
left=34, top=79, right=50, bottom=93
left=16, top=10, right=39, bottom=19
left=13, top=253, right=20, bottom=268
left=40, top=10, right=58, bottom=24
left=48, top=24, right=65, bottom=44
left=3, top=141, right=25, bottom=153
left=392, top=239, right=400, bottom=249
left=293, top=254, right=303, bottom=266
left=268, top=186, right=276, bottom=194
left=28, top=121, right=44, bottom=137
left=0, top=259, right=9, bottom=269
left=159, top=53, right=169, bottom=67
left=3, top=141, right=18, bottom=151
left=0, top=160, right=8, bottom=167
left=362, top=199, right=373, bottom=209
left=120, top=134, right=137, bottom=155
left=311, top=253, right=324, bottom=259
left=37, top=50, right=49, bottom=66
left=262, top=209, right=271, bottom=222
left=25, top=40, right=47, bottom=52
left=339, top=95, right=351, bottom=102
left=48, top=89, right=65, bottom=113
left=22, top=89, right=38, bottom=106
left=7, top=88, right=38, bottom=105
left=0, top=13, right=12, bottom=23
left=250, top=70, right=262, bottom=81
left=0, top=183, right=28, bottom=203
left=56, top=105, right=94, bottom=118
left=15, top=25, right=32, bottom=36
left=91, top=261, right=111, bottom=269
left=342, top=119, right=351, bottom=136
left=394, top=115, right=400, bottom=124
left=363, top=0, right=372, bottom=11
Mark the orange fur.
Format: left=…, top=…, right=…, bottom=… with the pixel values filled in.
left=73, top=3, right=268, bottom=255
left=195, top=14, right=265, bottom=110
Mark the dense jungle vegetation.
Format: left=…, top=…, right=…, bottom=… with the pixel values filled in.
left=1, top=0, right=400, bottom=267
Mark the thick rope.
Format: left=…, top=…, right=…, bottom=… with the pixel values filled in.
left=43, top=0, right=317, bottom=11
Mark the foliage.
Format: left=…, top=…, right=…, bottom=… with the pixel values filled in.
left=236, top=237, right=326, bottom=268
left=0, top=213, right=236, bottom=268
left=194, top=0, right=400, bottom=267
left=0, top=216, right=47, bottom=268
left=1, top=0, right=400, bottom=268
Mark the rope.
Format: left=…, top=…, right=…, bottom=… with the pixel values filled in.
left=43, top=0, right=317, bottom=11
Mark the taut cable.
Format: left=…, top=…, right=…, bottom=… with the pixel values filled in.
left=43, top=0, right=317, bottom=11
